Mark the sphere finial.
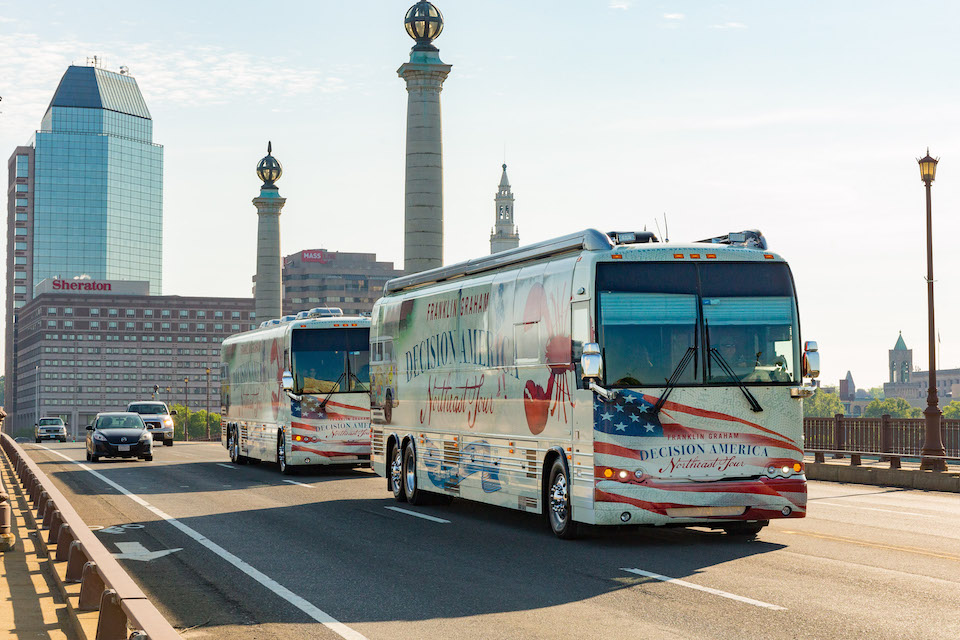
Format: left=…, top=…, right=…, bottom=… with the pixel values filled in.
left=257, top=141, right=282, bottom=187
left=404, top=1, right=443, bottom=51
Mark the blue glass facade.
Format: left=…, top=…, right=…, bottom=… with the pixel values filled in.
left=32, top=66, right=162, bottom=292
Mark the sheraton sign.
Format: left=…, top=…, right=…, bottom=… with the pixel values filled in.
left=53, top=279, right=112, bottom=291
left=34, top=278, right=150, bottom=296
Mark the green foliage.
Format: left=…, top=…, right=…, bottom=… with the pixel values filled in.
left=941, top=401, right=960, bottom=420
left=803, top=390, right=843, bottom=418
left=863, top=397, right=922, bottom=418
left=169, top=403, right=222, bottom=440
left=866, top=387, right=885, bottom=400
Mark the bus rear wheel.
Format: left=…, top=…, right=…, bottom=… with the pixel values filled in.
left=403, top=441, right=428, bottom=505
left=390, top=441, right=406, bottom=502
left=722, top=521, right=767, bottom=539
left=383, top=392, right=393, bottom=424
left=546, top=457, right=579, bottom=539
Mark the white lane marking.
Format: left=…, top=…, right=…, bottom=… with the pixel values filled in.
left=37, top=445, right=368, bottom=640
left=217, top=463, right=236, bottom=469
left=113, top=541, right=183, bottom=561
left=385, top=506, right=450, bottom=524
left=282, top=479, right=314, bottom=488
left=816, top=502, right=935, bottom=518
left=621, top=568, right=786, bottom=611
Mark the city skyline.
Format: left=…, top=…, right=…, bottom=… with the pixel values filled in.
left=3, top=1, right=960, bottom=389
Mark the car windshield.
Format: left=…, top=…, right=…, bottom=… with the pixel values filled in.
left=97, top=415, right=145, bottom=429
left=128, top=404, right=167, bottom=415
left=39, top=418, right=63, bottom=425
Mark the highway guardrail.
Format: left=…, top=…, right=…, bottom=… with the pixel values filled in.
left=0, top=433, right=181, bottom=640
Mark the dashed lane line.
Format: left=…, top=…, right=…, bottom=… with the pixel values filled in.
left=35, top=445, right=369, bottom=640
left=282, top=479, right=314, bottom=488
left=620, top=568, right=786, bottom=610
left=385, top=506, right=450, bottom=523
left=216, top=463, right=236, bottom=470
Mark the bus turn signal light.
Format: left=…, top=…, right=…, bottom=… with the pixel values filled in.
left=603, top=468, right=613, bottom=478
left=794, top=462, right=802, bottom=472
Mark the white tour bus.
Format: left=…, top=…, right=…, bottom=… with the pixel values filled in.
left=370, top=229, right=819, bottom=538
left=220, top=310, right=371, bottom=473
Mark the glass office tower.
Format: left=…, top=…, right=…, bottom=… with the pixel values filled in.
left=33, top=65, right=163, bottom=290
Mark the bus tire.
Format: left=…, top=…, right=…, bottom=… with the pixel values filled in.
left=277, top=430, right=292, bottom=475
left=229, top=427, right=247, bottom=465
left=389, top=440, right=407, bottom=502
left=546, top=457, right=579, bottom=539
left=722, top=521, right=766, bottom=539
left=402, top=441, right=427, bottom=505
left=383, top=392, right=393, bottom=424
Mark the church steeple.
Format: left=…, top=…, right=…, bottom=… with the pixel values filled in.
left=490, top=163, right=520, bottom=254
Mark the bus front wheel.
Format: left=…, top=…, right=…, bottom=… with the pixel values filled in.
left=546, top=457, right=579, bottom=539
left=722, top=521, right=766, bottom=539
left=277, top=430, right=292, bottom=475
left=390, top=442, right=407, bottom=502
left=403, top=441, right=427, bottom=505
left=229, top=427, right=247, bottom=465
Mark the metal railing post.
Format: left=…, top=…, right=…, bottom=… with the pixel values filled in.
left=833, top=413, right=845, bottom=458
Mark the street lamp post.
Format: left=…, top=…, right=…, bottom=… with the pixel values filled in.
left=205, top=368, right=211, bottom=440
left=918, top=149, right=947, bottom=471
left=183, top=377, right=189, bottom=442
left=35, top=364, right=40, bottom=425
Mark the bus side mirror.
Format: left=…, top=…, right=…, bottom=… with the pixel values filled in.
left=282, top=370, right=294, bottom=392
left=802, top=341, right=820, bottom=379
left=581, top=342, right=603, bottom=381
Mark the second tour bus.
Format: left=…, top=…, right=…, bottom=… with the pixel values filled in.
left=220, top=311, right=371, bottom=473
left=371, top=229, right=819, bottom=538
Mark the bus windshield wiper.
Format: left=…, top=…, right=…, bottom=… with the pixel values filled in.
left=651, top=346, right=697, bottom=415
left=708, top=348, right=763, bottom=413
left=348, top=370, right=369, bottom=392
left=319, top=371, right=346, bottom=410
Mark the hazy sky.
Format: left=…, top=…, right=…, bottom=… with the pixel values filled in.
left=2, top=1, right=960, bottom=390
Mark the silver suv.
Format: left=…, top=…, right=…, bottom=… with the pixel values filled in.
left=126, top=401, right=177, bottom=446
left=35, top=417, right=67, bottom=443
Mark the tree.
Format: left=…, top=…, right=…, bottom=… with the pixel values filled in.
left=941, top=401, right=960, bottom=420
left=866, top=387, right=884, bottom=400
left=863, top=397, right=922, bottom=418
left=804, top=390, right=843, bottom=417
left=169, top=404, right=222, bottom=440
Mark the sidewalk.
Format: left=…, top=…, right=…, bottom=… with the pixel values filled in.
left=0, top=449, right=76, bottom=639
left=804, top=453, right=960, bottom=492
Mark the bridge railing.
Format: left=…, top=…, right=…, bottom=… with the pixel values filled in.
left=803, top=414, right=960, bottom=467
left=0, top=433, right=181, bottom=639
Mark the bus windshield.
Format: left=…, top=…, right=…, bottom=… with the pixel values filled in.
left=292, top=327, right=370, bottom=394
left=597, top=261, right=799, bottom=386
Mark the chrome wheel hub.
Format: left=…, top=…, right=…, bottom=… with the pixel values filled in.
left=550, top=473, right=568, bottom=522
left=391, top=450, right=403, bottom=491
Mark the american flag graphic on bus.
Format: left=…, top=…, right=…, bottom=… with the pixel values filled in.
left=592, top=389, right=806, bottom=524
left=289, top=396, right=370, bottom=458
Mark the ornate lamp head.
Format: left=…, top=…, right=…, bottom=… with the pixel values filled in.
left=257, top=141, right=282, bottom=187
left=917, top=148, right=938, bottom=184
left=404, top=1, right=444, bottom=51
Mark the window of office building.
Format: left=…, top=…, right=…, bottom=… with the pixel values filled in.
left=126, top=309, right=135, bottom=317
left=89, top=308, right=99, bottom=316
left=16, top=198, right=28, bottom=207
left=14, top=285, right=26, bottom=294
left=14, top=227, right=27, bottom=236
left=14, top=270, right=25, bottom=280
left=15, top=184, right=27, bottom=193
left=108, top=309, right=118, bottom=316
left=15, top=242, right=26, bottom=251
left=15, top=212, right=27, bottom=222
left=15, top=155, right=29, bottom=177
left=14, top=257, right=25, bottom=265
left=144, top=309, right=154, bottom=317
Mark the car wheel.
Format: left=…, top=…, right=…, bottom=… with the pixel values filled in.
left=389, top=441, right=406, bottom=502
left=91, top=454, right=100, bottom=463
left=85, top=451, right=91, bottom=462
left=546, top=457, right=579, bottom=539
left=143, top=455, right=153, bottom=462
left=164, top=436, right=173, bottom=446
left=60, top=438, right=66, bottom=443
left=277, top=430, right=292, bottom=475
left=383, top=392, right=393, bottom=424
left=35, top=438, right=40, bottom=444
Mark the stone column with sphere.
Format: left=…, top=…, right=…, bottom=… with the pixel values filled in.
left=253, top=142, right=286, bottom=324
left=399, top=1, right=451, bottom=274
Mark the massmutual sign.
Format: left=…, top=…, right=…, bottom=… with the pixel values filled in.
left=34, top=278, right=150, bottom=297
